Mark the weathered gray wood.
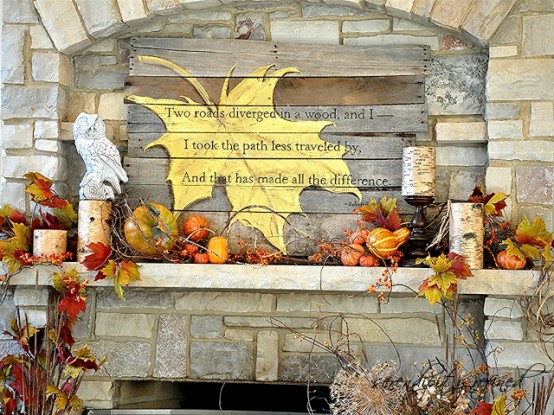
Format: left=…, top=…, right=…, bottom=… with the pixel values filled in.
left=129, top=38, right=430, bottom=77
left=127, top=133, right=414, bottom=159
left=126, top=75, right=425, bottom=106
left=124, top=183, right=410, bottom=215
left=126, top=103, right=427, bottom=134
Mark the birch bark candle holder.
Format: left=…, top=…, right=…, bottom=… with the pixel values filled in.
left=77, top=200, right=112, bottom=262
left=33, top=229, right=68, bottom=257
left=449, top=202, right=484, bottom=269
left=402, top=147, right=436, bottom=262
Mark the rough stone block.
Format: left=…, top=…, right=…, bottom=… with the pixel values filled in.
left=18, top=309, right=48, bottom=328
left=364, top=0, right=387, bottom=11
left=32, top=52, right=62, bottom=83
left=2, top=26, right=25, bottom=84
left=485, top=166, right=512, bottom=214
left=488, top=141, right=554, bottom=162
left=146, top=0, right=179, bottom=15
left=34, top=0, right=91, bottom=54
left=449, top=170, right=485, bottom=201
left=0, top=341, right=25, bottom=360
left=75, top=69, right=127, bottom=90
left=179, top=0, right=221, bottom=9
left=2, top=85, right=65, bottom=120
left=2, top=123, right=34, bottom=149
left=35, top=140, right=63, bottom=153
left=530, top=101, right=554, bottom=137
left=225, top=328, right=255, bottom=341
left=347, top=317, right=442, bottom=345
left=485, top=319, right=523, bottom=341
left=75, top=54, right=118, bottom=68
left=436, top=121, right=487, bottom=143
left=30, top=25, right=54, bottom=49
left=281, top=354, right=340, bottom=383
left=427, top=54, right=487, bottom=115
left=344, top=33, right=439, bottom=50
left=175, top=292, right=273, bottom=313
left=0, top=181, right=26, bottom=211
left=235, top=12, right=266, bottom=40
left=190, top=341, right=253, bottom=380
left=271, top=21, right=339, bottom=45
left=117, top=0, right=151, bottom=23
left=302, top=4, right=368, bottom=17
left=154, top=314, right=187, bottom=378
left=79, top=380, right=115, bottom=403
left=276, top=293, right=378, bottom=314
left=523, top=14, right=554, bottom=57
left=96, top=287, right=173, bottom=308
left=484, top=297, right=524, bottom=319
left=0, top=293, right=16, bottom=341
left=485, top=103, right=521, bottom=120
left=67, top=92, right=97, bottom=121
left=256, top=330, right=279, bottom=381
left=462, top=0, right=518, bottom=43
left=393, top=17, right=431, bottom=31
left=284, top=331, right=339, bottom=353
left=87, top=39, right=117, bottom=52
left=2, top=155, right=67, bottom=181
left=430, top=0, right=468, bottom=29
left=411, top=0, right=435, bottom=23
left=342, top=19, right=390, bottom=33
left=487, top=120, right=523, bottom=140
left=487, top=59, right=554, bottom=101
left=489, top=45, right=518, bottom=58
left=95, top=312, right=156, bottom=338
left=34, top=121, right=59, bottom=139
left=185, top=10, right=232, bottom=20
left=193, top=24, right=231, bottom=39
left=486, top=341, right=553, bottom=369
left=14, top=287, right=50, bottom=307
left=436, top=146, right=488, bottom=166
left=76, top=0, right=125, bottom=38
left=98, top=92, right=127, bottom=120
left=190, top=316, right=224, bottom=338
left=380, top=296, right=442, bottom=314
left=85, top=340, right=151, bottom=378
left=3, top=0, right=38, bottom=23
left=385, top=0, right=415, bottom=19
left=225, top=316, right=321, bottom=329
left=516, top=166, right=554, bottom=204
left=322, top=0, right=365, bottom=8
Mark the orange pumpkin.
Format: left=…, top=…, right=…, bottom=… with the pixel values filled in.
left=340, top=243, right=365, bottom=266
left=359, top=255, right=378, bottom=267
left=124, top=203, right=179, bottom=255
left=207, top=236, right=229, bottom=264
left=183, top=214, right=210, bottom=242
left=183, top=243, right=199, bottom=256
left=496, top=250, right=527, bottom=270
left=193, top=252, right=209, bottom=264
left=366, top=227, right=411, bottom=259
left=349, top=229, right=370, bottom=245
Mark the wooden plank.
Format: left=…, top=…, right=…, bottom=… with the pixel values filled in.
left=126, top=103, right=427, bottom=135
left=129, top=38, right=430, bottom=77
left=124, top=184, right=410, bottom=215
left=126, top=75, right=425, bottom=106
left=127, top=133, right=414, bottom=159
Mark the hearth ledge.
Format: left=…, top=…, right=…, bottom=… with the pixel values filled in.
left=7, top=263, right=541, bottom=296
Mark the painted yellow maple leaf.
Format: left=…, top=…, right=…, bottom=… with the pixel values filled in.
left=127, top=56, right=361, bottom=252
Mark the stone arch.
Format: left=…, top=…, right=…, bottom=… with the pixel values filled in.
left=33, top=0, right=518, bottom=55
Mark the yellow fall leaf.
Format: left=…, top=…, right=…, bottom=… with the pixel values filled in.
left=491, top=393, right=506, bottom=415
left=127, top=56, right=361, bottom=253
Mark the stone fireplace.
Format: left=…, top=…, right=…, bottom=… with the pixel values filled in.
left=1, top=0, right=554, bottom=411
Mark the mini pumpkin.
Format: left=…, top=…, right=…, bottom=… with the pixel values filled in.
left=349, top=229, right=370, bottom=245
left=183, top=214, right=210, bottom=242
left=124, top=202, right=179, bottom=255
left=496, top=250, right=527, bottom=270
left=359, top=255, right=378, bottom=267
left=366, top=227, right=411, bottom=259
left=340, top=243, right=365, bottom=266
left=207, top=236, right=229, bottom=264
left=193, top=252, right=209, bottom=264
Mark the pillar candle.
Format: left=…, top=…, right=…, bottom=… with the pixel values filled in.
left=449, top=202, right=484, bottom=269
left=77, top=200, right=112, bottom=262
left=33, top=229, right=68, bottom=257
left=402, top=146, right=436, bottom=197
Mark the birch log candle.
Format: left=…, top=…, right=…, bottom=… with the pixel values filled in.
left=449, top=202, right=484, bottom=269
left=402, top=146, right=436, bottom=197
left=33, top=230, right=68, bottom=257
left=77, top=200, right=112, bottom=262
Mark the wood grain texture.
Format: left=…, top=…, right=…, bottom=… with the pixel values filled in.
left=129, top=38, right=430, bottom=78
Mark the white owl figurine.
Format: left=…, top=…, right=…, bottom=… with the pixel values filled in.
left=73, top=113, right=128, bottom=200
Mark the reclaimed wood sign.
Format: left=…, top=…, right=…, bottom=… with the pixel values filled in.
left=125, top=38, right=429, bottom=253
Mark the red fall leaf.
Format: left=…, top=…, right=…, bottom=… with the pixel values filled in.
left=81, top=242, right=112, bottom=271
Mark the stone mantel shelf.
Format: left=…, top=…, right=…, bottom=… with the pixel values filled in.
left=8, top=263, right=541, bottom=297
